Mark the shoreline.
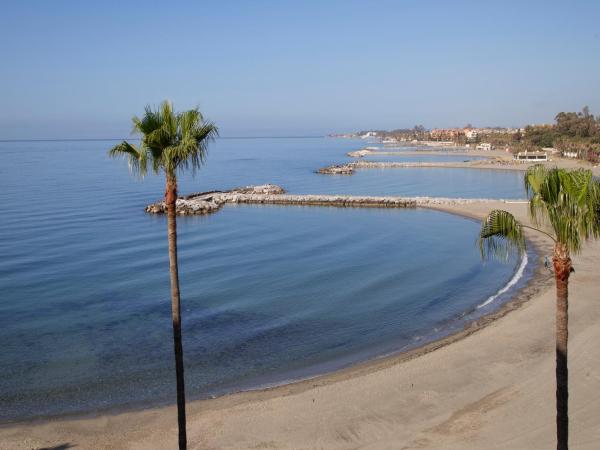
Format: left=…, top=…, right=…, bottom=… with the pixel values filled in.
left=0, top=206, right=540, bottom=427
left=2, top=224, right=542, bottom=427
left=2, top=201, right=599, bottom=448
left=341, top=147, right=600, bottom=175
left=0, top=203, right=555, bottom=440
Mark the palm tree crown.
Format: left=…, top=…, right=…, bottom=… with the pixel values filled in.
left=479, top=165, right=600, bottom=258
left=109, top=100, right=218, bottom=179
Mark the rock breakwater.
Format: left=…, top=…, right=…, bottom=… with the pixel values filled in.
left=318, top=161, right=469, bottom=175
left=146, top=184, right=515, bottom=216
left=145, top=184, right=286, bottom=215
left=317, top=164, right=354, bottom=174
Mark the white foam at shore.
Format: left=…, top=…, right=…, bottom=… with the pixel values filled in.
left=477, top=251, right=528, bottom=309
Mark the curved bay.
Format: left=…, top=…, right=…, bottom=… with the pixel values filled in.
left=0, top=138, right=526, bottom=421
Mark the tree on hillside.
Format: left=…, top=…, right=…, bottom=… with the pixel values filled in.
left=555, top=107, right=597, bottom=138
left=524, top=125, right=556, bottom=147
left=479, top=165, right=600, bottom=450
left=108, top=101, right=218, bottom=450
left=512, top=131, right=522, bottom=142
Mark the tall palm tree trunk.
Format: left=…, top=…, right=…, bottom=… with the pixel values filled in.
left=166, top=176, right=187, bottom=450
left=553, top=242, right=571, bottom=450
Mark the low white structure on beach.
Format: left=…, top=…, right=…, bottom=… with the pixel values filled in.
left=476, top=143, right=493, bottom=151
left=514, top=150, right=548, bottom=162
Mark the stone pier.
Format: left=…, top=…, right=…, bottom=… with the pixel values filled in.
left=145, top=184, right=516, bottom=216
left=318, top=161, right=467, bottom=175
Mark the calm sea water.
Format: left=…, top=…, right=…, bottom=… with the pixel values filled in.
left=0, top=138, right=528, bottom=421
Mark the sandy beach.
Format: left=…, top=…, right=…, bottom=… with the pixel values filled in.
left=2, top=199, right=599, bottom=450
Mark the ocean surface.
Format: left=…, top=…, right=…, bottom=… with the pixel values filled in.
left=0, top=137, right=530, bottom=421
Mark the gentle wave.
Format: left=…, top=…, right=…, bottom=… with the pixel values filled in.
left=477, top=251, right=528, bottom=309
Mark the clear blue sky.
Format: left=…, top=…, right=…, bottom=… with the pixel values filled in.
left=1, top=0, right=599, bottom=139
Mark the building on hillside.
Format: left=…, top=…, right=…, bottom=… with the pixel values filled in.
left=465, top=129, right=478, bottom=140
left=360, top=131, right=378, bottom=139
left=430, top=128, right=464, bottom=140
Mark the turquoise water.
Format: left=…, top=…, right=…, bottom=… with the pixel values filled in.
left=0, top=137, right=528, bottom=421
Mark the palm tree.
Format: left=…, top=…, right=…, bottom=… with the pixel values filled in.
left=479, top=165, right=600, bottom=450
left=108, top=101, right=218, bottom=450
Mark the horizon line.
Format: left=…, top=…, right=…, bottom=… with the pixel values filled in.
left=0, top=135, right=329, bottom=143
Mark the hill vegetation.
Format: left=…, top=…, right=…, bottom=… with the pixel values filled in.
left=522, top=107, right=600, bottom=161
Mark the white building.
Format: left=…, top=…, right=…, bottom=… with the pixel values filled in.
left=562, top=150, right=579, bottom=158
left=465, top=129, right=478, bottom=140
left=360, top=131, right=378, bottom=139
left=515, top=151, right=548, bottom=162
left=476, top=143, right=493, bottom=151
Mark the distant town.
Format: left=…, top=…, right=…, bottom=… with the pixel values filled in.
left=331, top=107, right=600, bottom=163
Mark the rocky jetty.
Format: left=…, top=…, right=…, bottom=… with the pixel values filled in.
left=145, top=184, right=286, bottom=215
left=224, top=184, right=285, bottom=195
left=318, top=164, right=354, bottom=175
left=145, top=197, right=221, bottom=215
left=352, top=161, right=459, bottom=168
left=347, top=149, right=373, bottom=158
left=347, top=149, right=496, bottom=159
left=220, top=193, right=417, bottom=208
left=145, top=183, right=514, bottom=217
left=318, top=160, right=486, bottom=175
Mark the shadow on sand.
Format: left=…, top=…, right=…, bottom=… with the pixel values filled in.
left=38, top=444, right=74, bottom=450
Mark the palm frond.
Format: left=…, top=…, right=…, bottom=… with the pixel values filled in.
left=133, top=106, right=162, bottom=136
left=107, top=141, right=148, bottom=177
left=479, top=210, right=526, bottom=261
left=180, top=119, right=219, bottom=175
left=524, top=166, right=600, bottom=253
left=109, top=100, right=218, bottom=181
left=525, top=164, right=549, bottom=225
left=164, top=110, right=218, bottom=176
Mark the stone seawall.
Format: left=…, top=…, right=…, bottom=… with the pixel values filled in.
left=352, top=161, right=467, bottom=168
left=220, top=193, right=417, bottom=208
left=318, top=158, right=513, bottom=174
left=146, top=184, right=517, bottom=216
left=318, top=161, right=467, bottom=174
left=347, top=147, right=471, bottom=158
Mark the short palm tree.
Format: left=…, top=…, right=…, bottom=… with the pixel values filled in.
left=108, top=101, right=218, bottom=450
left=479, top=165, right=600, bottom=450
